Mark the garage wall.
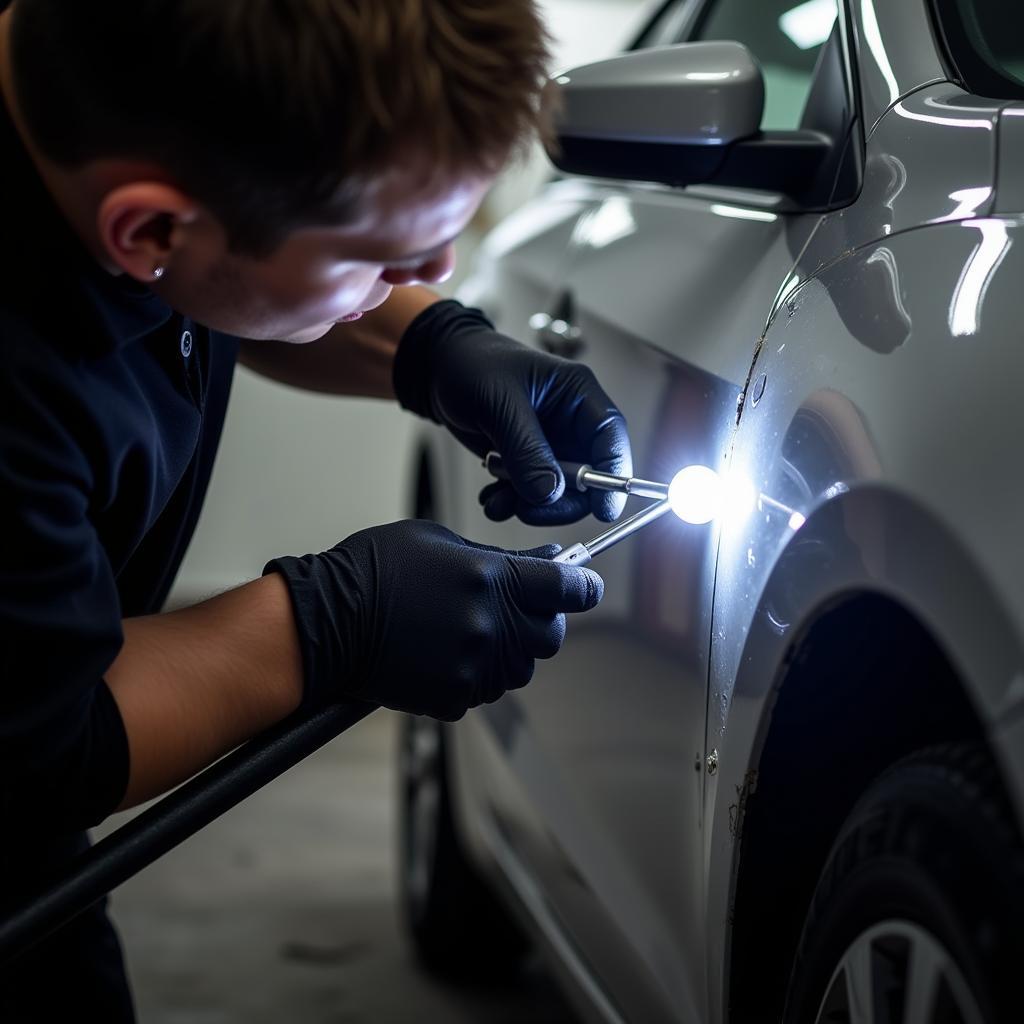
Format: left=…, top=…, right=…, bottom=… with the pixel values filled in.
left=170, top=0, right=653, bottom=606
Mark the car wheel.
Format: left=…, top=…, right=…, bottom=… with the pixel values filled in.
left=398, top=713, right=527, bottom=980
left=784, top=744, right=1024, bottom=1024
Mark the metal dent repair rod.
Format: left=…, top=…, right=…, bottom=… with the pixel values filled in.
left=0, top=700, right=374, bottom=970
left=552, top=498, right=672, bottom=566
left=484, top=450, right=673, bottom=567
left=484, top=451, right=669, bottom=501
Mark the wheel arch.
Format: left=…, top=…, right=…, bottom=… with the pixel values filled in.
left=725, top=590, right=988, bottom=1021
left=711, top=487, right=1024, bottom=1022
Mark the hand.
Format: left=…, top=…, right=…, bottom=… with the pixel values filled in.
left=264, top=520, right=603, bottom=720
left=393, top=299, right=632, bottom=525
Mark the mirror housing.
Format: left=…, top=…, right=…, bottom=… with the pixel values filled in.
left=554, top=41, right=764, bottom=148
left=549, top=36, right=857, bottom=209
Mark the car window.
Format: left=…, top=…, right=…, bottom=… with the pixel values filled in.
left=694, top=0, right=838, bottom=131
left=933, top=0, right=1024, bottom=99
left=631, top=0, right=702, bottom=50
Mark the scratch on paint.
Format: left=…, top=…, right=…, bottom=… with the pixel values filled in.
left=728, top=769, right=760, bottom=841
left=735, top=335, right=765, bottom=425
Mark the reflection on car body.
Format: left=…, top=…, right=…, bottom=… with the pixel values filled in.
left=399, top=2, right=1024, bottom=1022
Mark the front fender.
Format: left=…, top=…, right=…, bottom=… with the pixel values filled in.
left=704, top=217, right=1024, bottom=1020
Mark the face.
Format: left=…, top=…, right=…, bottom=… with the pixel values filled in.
left=150, top=162, right=494, bottom=343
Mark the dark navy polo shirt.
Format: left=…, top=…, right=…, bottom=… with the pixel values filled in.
left=0, top=86, right=239, bottom=835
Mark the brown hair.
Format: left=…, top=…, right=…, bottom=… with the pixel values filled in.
left=11, top=0, right=552, bottom=255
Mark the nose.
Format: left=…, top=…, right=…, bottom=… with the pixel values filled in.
left=380, top=243, right=456, bottom=287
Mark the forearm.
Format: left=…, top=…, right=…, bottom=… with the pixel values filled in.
left=105, top=573, right=303, bottom=809
left=238, top=285, right=440, bottom=399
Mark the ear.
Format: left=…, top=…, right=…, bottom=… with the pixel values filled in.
left=96, top=183, right=201, bottom=284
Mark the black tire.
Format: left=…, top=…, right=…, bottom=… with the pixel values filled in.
left=785, top=743, right=1024, bottom=1024
left=397, top=713, right=527, bottom=981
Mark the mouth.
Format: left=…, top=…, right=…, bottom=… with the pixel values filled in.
left=336, top=310, right=364, bottom=323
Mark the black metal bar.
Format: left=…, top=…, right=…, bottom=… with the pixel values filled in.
left=0, top=700, right=376, bottom=969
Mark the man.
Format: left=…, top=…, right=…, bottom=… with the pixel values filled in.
left=0, top=0, right=631, bottom=1018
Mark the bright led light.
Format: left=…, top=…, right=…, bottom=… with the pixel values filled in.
left=668, top=465, right=723, bottom=525
left=788, top=511, right=807, bottom=531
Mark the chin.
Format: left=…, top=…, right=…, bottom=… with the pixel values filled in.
left=361, top=283, right=393, bottom=313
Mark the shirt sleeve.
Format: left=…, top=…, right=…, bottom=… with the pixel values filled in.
left=0, top=342, right=130, bottom=835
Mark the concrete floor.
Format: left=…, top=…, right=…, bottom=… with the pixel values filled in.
left=97, top=713, right=576, bottom=1024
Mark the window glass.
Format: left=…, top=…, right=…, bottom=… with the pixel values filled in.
left=695, top=0, right=837, bottom=130
left=632, top=0, right=702, bottom=50
left=937, top=0, right=1024, bottom=97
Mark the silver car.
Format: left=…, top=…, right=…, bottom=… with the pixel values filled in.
left=397, top=1, right=1024, bottom=1021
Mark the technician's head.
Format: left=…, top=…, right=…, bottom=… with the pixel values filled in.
left=5, top=0, right=552, bottom=341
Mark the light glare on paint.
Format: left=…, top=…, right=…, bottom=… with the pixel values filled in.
left=667, top=465, right=805, bottom=531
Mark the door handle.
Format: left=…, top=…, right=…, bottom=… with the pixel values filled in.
left=529, top=311, right=585, bottom=359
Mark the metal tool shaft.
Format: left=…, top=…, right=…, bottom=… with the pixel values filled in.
left=553, top=499, right=672, bottom=565
left=574, top=467, right=668, bottom=500
left=484, top=451, right=668, bottom=500
left=0, top=701, right=374, bottom=969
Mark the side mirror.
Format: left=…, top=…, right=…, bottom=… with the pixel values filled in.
left=555, top=41, right=764, bottom=149
left=550, top=39, right=852, bottom=208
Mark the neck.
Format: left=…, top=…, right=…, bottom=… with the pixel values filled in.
left=0, top=6, right=119, bottom=272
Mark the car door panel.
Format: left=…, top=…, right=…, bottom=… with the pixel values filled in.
left=444, top=3, right=856, bottom=1019
left=446, top=179, right=821, bottom=1021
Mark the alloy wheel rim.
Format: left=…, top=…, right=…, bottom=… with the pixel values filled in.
left=814, top=920, right=984, bottom=1024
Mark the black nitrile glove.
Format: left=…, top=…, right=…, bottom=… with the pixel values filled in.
left=393, top=299, right=632, bottom=525
left=264, top=520, right=603, bottom=720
